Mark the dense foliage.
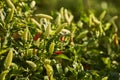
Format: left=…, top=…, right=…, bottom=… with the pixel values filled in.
left=0, top=0, right=120, bottom=80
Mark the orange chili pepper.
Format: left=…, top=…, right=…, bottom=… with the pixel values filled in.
left=54, top=51, right=64, bottom=55
left=60, top=36, right=65, bottom=42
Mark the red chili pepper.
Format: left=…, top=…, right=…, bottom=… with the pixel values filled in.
left=33, top=32, right=41, bottom=41
left=54, top=51, right=64, bottom=55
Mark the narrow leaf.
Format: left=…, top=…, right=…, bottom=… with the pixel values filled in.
left=55, top=54, right=71, bottom=61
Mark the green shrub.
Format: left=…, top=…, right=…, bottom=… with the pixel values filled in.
left=0, top=0, right=120, bottom=80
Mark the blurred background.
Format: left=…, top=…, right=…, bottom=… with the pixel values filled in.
left=35, top=0, right=120, bottom=25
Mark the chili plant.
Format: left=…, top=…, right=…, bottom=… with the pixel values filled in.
left=0, top=0, right=120, bottom=80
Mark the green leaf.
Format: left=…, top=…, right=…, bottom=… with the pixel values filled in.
left=102, top=76, right=108, bottom=80
left=0, top=48, right=8, bottom=55
left=55, top=54, right=71, bottom=61
left=76, top=30, right=88, bottom=39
